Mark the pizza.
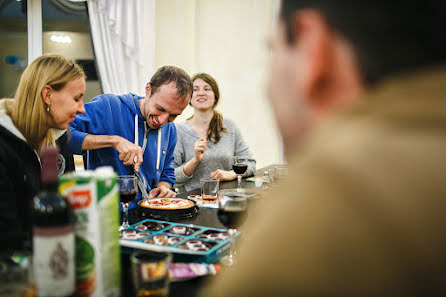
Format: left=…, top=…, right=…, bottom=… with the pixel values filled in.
left=140, top=198, right=195, bottom=210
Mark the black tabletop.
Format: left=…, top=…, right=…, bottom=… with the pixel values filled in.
left=122, top=165, right=280, bottom=297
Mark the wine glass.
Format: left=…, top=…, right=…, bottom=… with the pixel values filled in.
left=118, top=175, right=137, bottom=231
left=232, top=156, right=248, bottom=190
left=217, top=196, right=248, bottom=266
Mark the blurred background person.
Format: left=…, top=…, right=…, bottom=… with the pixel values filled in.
left=173, top=73, right=256, bottom=193
left=0, top=54, right=85, bottom=251
left=203, top=0, right=446, bottom=296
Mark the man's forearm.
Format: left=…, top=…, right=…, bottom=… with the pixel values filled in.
left=82, top=134, right=119, bottom=151
left=156, top=181, right=171, bottom=189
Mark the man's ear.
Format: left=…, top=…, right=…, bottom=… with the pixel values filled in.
left=292, top=9, right=334, bottom=105
left=145, top=83, right=152, bottom=97
left=41, top=85, right=52, bottom=105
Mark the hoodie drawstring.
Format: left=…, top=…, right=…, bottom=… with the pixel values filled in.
left=134, top=116, right=161, bottom=173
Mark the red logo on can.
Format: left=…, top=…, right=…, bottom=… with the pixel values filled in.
left=66, top=190, right=92, bottom=208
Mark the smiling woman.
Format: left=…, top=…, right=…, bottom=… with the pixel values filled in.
left=0, top=53, right=86, bottom=252
left=173, top=73, right=256, bottom=193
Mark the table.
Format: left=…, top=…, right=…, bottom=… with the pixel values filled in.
left=122, top=165, right=280, bottom=297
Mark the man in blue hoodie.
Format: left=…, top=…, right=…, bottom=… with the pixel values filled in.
left=68, top=66, right=192, bottom=209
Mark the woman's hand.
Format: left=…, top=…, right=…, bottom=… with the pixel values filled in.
left=210, top=169, right=237, bottom=181
left=193, top=138, right=207, bottom=163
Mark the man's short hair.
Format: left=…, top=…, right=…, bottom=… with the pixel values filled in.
left=280, top=0, right=446, bottom=85
left=149, top=66, right=193, bottom=101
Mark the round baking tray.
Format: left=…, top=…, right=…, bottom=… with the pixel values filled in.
left=137, top=198, right=199, bottom=220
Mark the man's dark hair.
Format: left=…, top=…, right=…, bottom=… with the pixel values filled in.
left=149, top=66, right=193, bottom=101
left=281, top=0, right=446, bottom=85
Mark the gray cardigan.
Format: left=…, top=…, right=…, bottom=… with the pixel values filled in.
left=173, top=118, right=256, bottom=192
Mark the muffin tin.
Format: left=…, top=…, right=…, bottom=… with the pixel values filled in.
left=119, top=219, right=238, bottom=263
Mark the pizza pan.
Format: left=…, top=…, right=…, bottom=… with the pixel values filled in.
left=137, top=198, right=199, bottom=220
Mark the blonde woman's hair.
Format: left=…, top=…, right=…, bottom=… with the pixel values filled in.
left=4, top=54, right=85, bottom=153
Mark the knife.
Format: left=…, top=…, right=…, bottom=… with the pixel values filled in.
left=133, top=115, right=149, bottom=200
left=132, top=166, right=150, bottom=200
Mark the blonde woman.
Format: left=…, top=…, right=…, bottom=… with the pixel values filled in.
left=0, top=53, right=86, bottom=251
left=173, top=73, right=256, bottom=193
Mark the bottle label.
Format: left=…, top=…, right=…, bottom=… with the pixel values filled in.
left=33, top=225, right=75, bottom=296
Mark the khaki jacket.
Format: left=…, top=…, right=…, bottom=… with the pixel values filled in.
left=203, top=68, right=446, bottom=297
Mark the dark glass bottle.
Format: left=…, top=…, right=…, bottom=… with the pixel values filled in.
left=33, top=147, right=75, bottom=297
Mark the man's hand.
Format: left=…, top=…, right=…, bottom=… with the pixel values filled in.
left=149, top=185, right=176, bottom=198
left=210, top=169, right=237, bottom=181
left=193, top=138, right=207, bottom=163
left=113, top=136, right=143, bottom=171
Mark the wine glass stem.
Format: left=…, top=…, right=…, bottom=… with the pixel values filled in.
left=237, top=174, right=242, bottom=189
left=122, top=203, right=130, bottom=228
left=228, top=228, right=237, bottom=264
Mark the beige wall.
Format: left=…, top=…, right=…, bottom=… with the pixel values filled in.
left=152, top=0, right=282, bottom=169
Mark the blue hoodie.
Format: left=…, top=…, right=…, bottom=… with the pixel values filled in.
left=68, top=93, right=177, bottom=209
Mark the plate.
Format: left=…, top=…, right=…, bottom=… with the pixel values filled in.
left=187, top=195, right=219, bottom=208
left=218, top=188, right=258, bottom=199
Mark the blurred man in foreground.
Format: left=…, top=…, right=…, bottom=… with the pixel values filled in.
left=204, top=0, right=446, bottom=296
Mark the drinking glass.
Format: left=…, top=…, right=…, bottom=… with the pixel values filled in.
left=118, top=175, right=137, bottom=231
left=217, top=196, right=248, bottom=266
left=0, top=251, right=35, bottom=297
left=232, top=156, right=248, bottom=190
left=131, top=251, right=171, bottom=297
left=200, top=178, right=219, bottom=201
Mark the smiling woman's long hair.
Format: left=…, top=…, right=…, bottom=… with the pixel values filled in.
left=191, top=73, right=226, bottom=144
left=3, top=54, right=85, bottom=153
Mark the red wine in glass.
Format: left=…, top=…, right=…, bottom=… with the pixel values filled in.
left=217, top=206, right=247, bottom=229
left=218, top=196, right=248, bottom=266
left=120, top=190, right=137, bottom=204
left=118, top=175, right=137, bottom=231
left=233, top=156, right=248, bottom=190
left=232, top=163, right=248, bottom=175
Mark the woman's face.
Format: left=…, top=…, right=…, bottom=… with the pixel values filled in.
left=191, top=78, right=215, bottom=111
left=46, top=77, right=86, bottom=130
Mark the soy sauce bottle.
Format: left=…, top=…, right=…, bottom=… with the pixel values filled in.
left=33, top=147, right=75, bottom=297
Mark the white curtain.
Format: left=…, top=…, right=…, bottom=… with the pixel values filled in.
left=87, top=0, right=155, bottom=95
